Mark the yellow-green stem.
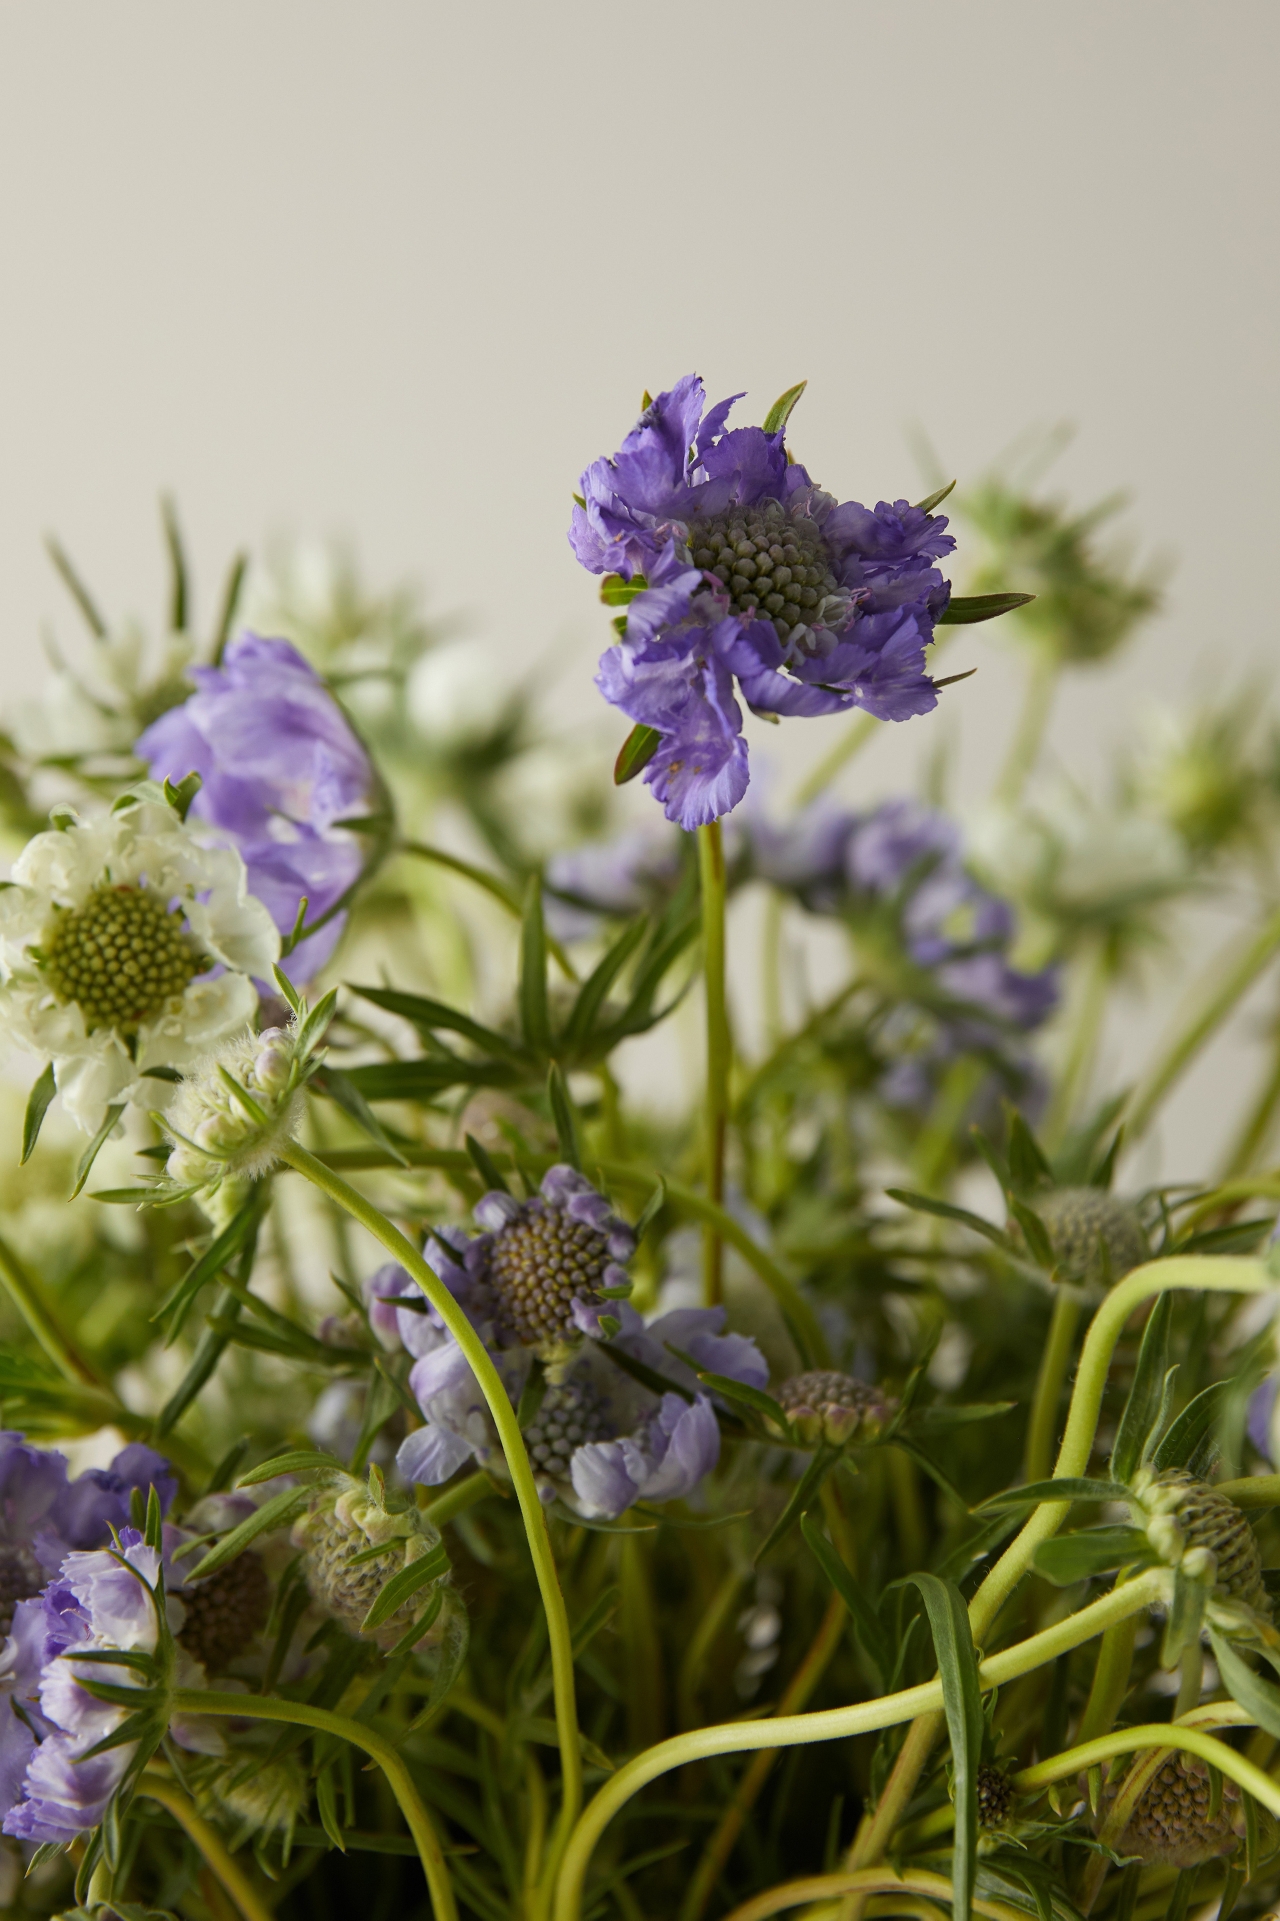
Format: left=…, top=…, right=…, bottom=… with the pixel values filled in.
left=423, top=1470, right=499, bottom=1527
left=720, top=1864, right=1030, bottom=1921
left=996, top=646, right=1059, bottom=806
left=1220, top=1018, right=1280, bottom=1177
left=698, top=820, right=730, bottom=1308
left=170, top=1689, right=457, bottom=1920
left=278, top=1143, right=581, bottom=1910
left=792, top=711, right=880, bottom=808
left=1024, top=1287, right=1083, bottom=1483
left=139, top=1769, right=275, bottom=1921
left=1076, top=1615, right=1138, bottom=1746
left=0, top=1230, right=100, bottom=1386
left=1042, top=937, right=1112, bottom=1150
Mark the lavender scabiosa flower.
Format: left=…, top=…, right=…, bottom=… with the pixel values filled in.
left=569, top=375, right=953, bottom=828
left=137, top=635, right=377, bottom=981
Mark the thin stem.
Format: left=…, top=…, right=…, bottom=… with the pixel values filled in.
left=551, top=1570, right=1165, bottom=1921
left=792, top=712, right=880, bottom=809
left=761, top=889, right=784, bottom=1048
left=1126, top=905, right=1280, bottom=1142
left=1076, top=1615, right=1138, bottom=1746
left=1024, top=1287, right=1083, bottom=1483
left=680, top=1589, right=847, bottom=1921
left=139, top=1768, right=274, bottom=1921
left=698, top=820, right=730, bottom=1308
left=1042, top=937, right=1112, bottom=1150
left=996, top=646, right=1059, bottom=805
left=677, top=1565, right=746, bottom=1729
left=720, top=1865, right=1029, bottom=1921
left=1219, top=1016, right=1280, bottom=1177
left=397, top=839, right=578, bottom=981
left=277, top=1143, right=582, bottom=1904
left=1011, top=1713, right=1260, bottom=1798
left=423, top=1471, right=499, bottom=1527
left=0, top=1230, right=100, bottom=1385
left=169, top=1690, right=457, bottom=1920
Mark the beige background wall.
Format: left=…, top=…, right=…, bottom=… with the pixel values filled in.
left=0, top=3, right=1276, bottom=1175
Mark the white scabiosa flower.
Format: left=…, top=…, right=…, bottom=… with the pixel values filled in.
left=0, top=795, right=280, bottom=1136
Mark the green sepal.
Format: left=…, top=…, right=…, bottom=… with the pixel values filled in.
left=1151, top=1380, right=1227, bottom=1478
left=761, top=380, right=807, bottom=436
left=162, top=770, right=202, bottom=821
left=1007, top=1198, right=1057, bottom=1272
left=21, top=1062, right=57, bottom=1165
left=464, top=1131, right=510, bottom=1194
left=185, top=1484, right=311, bottom=1582
left=1031, top=1525, right=1152, bottom=1586
left=598, top=573, right=648, bottom=607
left=914, top=480, right=956, bottom=514
left=1161, top=1561, right=1209, bottom=1668
left=631, top=1176, right=666, bottom=1245
left=614, top=724, right=662, bottom=786
left=70, top=1103, right=124, bottom=1201
left=360, top=1543, right=450, bottom=1633
left=937, top=592, right=1036, bottom=625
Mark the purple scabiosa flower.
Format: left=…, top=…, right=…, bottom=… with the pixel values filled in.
left=4, top=1530, right=218, bottom=1844
left=397, top=1301, right=765, bottom=1521
left=136, top=634, right=376, bottom=981
left=570, top=376, right=953, bottom=828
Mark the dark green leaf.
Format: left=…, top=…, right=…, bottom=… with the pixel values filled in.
left=755, top=1448, right=839, bottom=1564
left=911, top=1403, right=1015, bottom=1431
left=315, top=1765, right=346, bottom=1852
left=349, top=984, right=529, bottom=1063
left=1008, top=1198, right=1056, bottom=1271
left=1007, top=1111, right=1052, bottom=1194
left=571, top=1587, right=618, bottom=1658
left=1152, top=1381, right=1228, bottom=1477
left=464, top=1132, right=510, bottom=1195
left=547, top=1061, right=581, bottom=1170
left=914, top=480, right=956, bottom=514
left=516, top=1360, right=548, bottom=1429
left=1110, top=1294, right=1173, bottom=1486
left=185, top=1485, right=311, bottom=1582
left=884, top=1188, right=1012, bottom=1249
left=907, top=1573, right=984, bottom=1921
left=977, top=1478, right=1130, bottom=1513
left=563, top=914, right=649, bottom=1050
left=600, top=1341, right=693, bottom=1403
left=800, top=1511, right=889, bottom=1687
left=401, top=1590, right=468, bottom=1727
left=1208, top=1629, right=1280, bottom=1742
left=614, top=724, right=662, bottom=786
left=161, top=495, right=188, bottom=631
left=211, top=550, right=247, bottom=663
left=893, top=1438, right=969, bottom=1508
left=272, top=964, right=302, bottom=1014
left=761, top=380, right=807, bottom=436
left=45, top=533, right=107, bottom=637
left=21, top=1062, right=57, bottom=1164
left=361, top=1545, right=450, bottom=1634
left=695, top=1372, right=791, bottom=1435
left=311, top=1065, right=409, bottom=1167
left=70, top=1103, right=124, bottom=1200
left=519, top=876, right=551, bottom=1056
left=340, top=1059, right=521, bottom=1102
left=1031, top=1526, right=1151, bottom=1586
left=937, top=592, right=1036, bottom=625
left=295, top=986, right=339, bottom=1059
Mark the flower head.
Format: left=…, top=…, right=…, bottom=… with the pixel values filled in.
left=1109, top=1752, right=1243, bottom=1869
left=137, top=635, right=377, bottom=981
left=0, top=797, right=279, bottom=1135
left=291, top=1476, right=452, bottom=1652
left=571, top=376, right=953, bottom=828
left=1013, top=1187, right=1148, bottom=1287
left=775, top=1370, right=890, bottom=1448
left=160, top=1006, right=326, bottom=1210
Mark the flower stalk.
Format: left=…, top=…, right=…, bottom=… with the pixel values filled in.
left=698, top=820, right=730, bottom=1308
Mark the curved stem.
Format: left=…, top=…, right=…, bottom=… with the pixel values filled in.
left=550, top=1570, right=1164, bottom=1920
left=996, top=646, right=1059, bottom=805
left=0, top=1230, right=100, bottom=1386
left=139, top=1768, right=275, bottom=1921
left=720, top=1865, right=1027, bottom=1921
left=169, top=1692, right=457, bottom=1919
left=697, top=821, right=729, bottom=1309
left=1011, top=1715, right=1268, bottom=1803
left=1023, top=1287, right=1083, bottom=1483
left=423, top=1470, right=499, bottom=1527
left=276, top=1144, right=582, bottom=1902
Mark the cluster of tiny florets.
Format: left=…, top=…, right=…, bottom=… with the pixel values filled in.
left=1137, top=1467, right=1269, bottom=1611
left=38, top=884, right=206, bottom=1033
left=487, top=1200, right=614, bottom=1347
left=690, top=501, right=844, bottom=647
left=523, top=1379, right=612, bottom=1480
left=178, top=1551, right=271, bottom=1675
left=776, top=1370, right=889, bottom=1446
left=1116, top=1752, right=1242, bottom=1868
left=166, top=1025, right=303, bottom=1192
left=976, top=1764, right=1015, bottom=1830
left=1017, top=1187, right=1148, bottom=1285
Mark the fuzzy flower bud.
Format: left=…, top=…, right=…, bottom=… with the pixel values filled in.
left=1132, top=1467, right=1269, bottom=1612
left=1107, top=1752, right=1243, bottom=1868
left=291, top=1478, right=452, bottom=1653
left=775, top=1370, right=890, bottom=1447
left=1012, top=1187, right=1148, bottom=1286
left=212, top=1757, right=309, bottom=1838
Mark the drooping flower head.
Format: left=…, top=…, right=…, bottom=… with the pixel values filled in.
left=137, top=635, right=378, bottom=981
left=375, top=1165, right=767, bottom=1520
left=0, top=796, right=279, bottom=1135
left=570, top=375, right=954, bottom=828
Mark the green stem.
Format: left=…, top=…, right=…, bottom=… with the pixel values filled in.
left=170, top=1689, right=457, bottom=1920
left=397, top=839, right=579, bottom=981
left=1010, top=1714, right=1263, bottom=1801
left=0, top=1230, right=100, bottom=1385
left=996, top=646, right=1059, bottom=805
left=761, top=889, right=784, bottom=1049
left=139, top=1768, right=275, bottom=1921
left=1024, top=1287, right=1083, bottom=1483
left=423, top=1470, right=499, bottom=1527
left=1219, top=1015, right=1280, bottom=1177
left=1076, top=1615, right=1138, bottom=1746
left=698, top=821, right=730, bottom=1309
left=550, top=1570, right=1165, bottom=1921
left=1042, top=937, right=1112, bottom=1150
left=720, top=1866, right=1027, bottom=1921
left=792, top=712, right=880, bottom=809
left=1127, top=905, right=1280, bottom=1142
left=278, top=1143, right=582, bottom=1904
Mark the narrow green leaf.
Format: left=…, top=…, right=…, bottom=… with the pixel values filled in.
left=185, top=1486, right=311, bottom=1582
left=340, top=1059, right=521, bottom=1102
left=598, top=573, right=648, bottom=608
left=562, top=914, right=649, bottom=1050
left=349, top=984, right=530, bottom=1063
left=907, top=1573, right=984, bottom=1921
left=237, top=1450, right=343, bottom=1487
left=21, top=1063, right=57, bottom=1164
left=884, top=1188, right=1012, bottom=1249
left=1151, top=1381, right=1227, bottom=1477
left=160, top=495, right=188, bottom=632
left=144, top=1484, right=163, bottom=1550
left=272, top=965, right=302, bottom=1014
left=547, top=1062, right=581, bottom=1170
left=937, top=592, right=1037, bottom=625
left=600, top=1340, right=694, bottom=1404
left=402, top=1591, right=469, bottom=1733
left=614, top=724, right=662, bottom=786
left=800, top=1511, right=889, bottom=1686
left=1008, top=1198, right=1057, bottom=1271
left=1031, top=1526, right=1151, bottom=1586
left=1162, top=1563, right=1209, bottom=1667
left=911, top=1403, right=1016, bottom=1431
left=519, top=876, right=551, bottom=1056
left=465, top=1132, right=510, bottom=1195
left=361, top=1545, right=450, bottom=1633
left=892, top=1437, right=969, bottom=1508
left=311, top=1065, right=409, bottom=1167
left=755, top=1448, right=838, bottom=1564
left=516, top=1359, right=548, bottom=1430
left=632, top=1177, right=666, bottom=1246
left=761, top=380, right=807, bottom=436
left=212, top=550, right=247, bottom=663
left=696, top=1371, right=791, bottom=1436
left=45, top=533, right=108, bottom=637
left=315, top=1765, right=347, bottom=1853
left=70, top=1103, right=124, bottom=1200
left=977, top=1477, right=1130, bottom=1512
left=1208, top=1628, right=1280, bottom=1742
left=1006, top=1111, right=1052, bottom=1194
left=296, top=986, right=339, bottom=1059
left=914, top=480, right=956, bottom=514
left=1110, top=1293, right=1173, bottom=1485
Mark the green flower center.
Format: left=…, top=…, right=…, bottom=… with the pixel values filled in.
left=688, top=502, right=842, bottom=643
left=39, top=884, right=207, bottom=1033
left=487, top=1201, right=611, bottom=1348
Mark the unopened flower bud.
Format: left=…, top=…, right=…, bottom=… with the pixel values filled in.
left=213, top=1757, right=309, bottom=1836
left=292, top=1479, right=451, bottom=1652
left=775, top=1370, right=890, bottom=1447
left=1134, top=1467, right=1269, bottom=1611
left=976, top=1763, right=1015, bottom=1830
left=164, top=1018, right=310, bottom=1201
left=1107, top=1752, right=1243, bottom=1868
left=177, top=1550, right=271, bottom=1676
left=1013, top=1187, right=1148, bottom=1286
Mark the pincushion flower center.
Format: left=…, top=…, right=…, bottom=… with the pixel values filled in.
left=523, top=1378, right=613, bottom=1476
left=487, top=1200, right=612, bottom=1346
left=0, top=1542, right=45, bottom=1636
left=688, top=501, right=841, bottom=645
left=39, top=883, right=207, bottom=1033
